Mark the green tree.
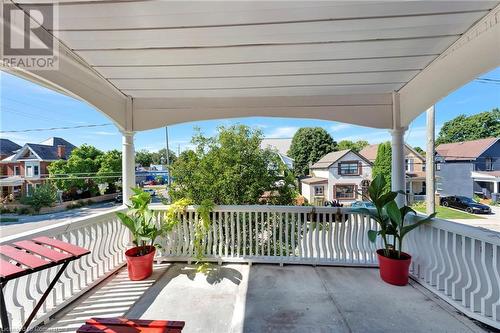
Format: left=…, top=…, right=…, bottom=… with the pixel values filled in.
left=372, top=142, right=392, bottom=193
left=413, top=146, right=426, bottom=156
left=336, top=140, right=369, bottom=153
left=48, top=144, right=104, bottom=195
left=288, top=127, right=336, bottom=176
left=436, top=108, right=499, bottom=145
left=135, top=150, right=154, bottom=167
left=151, top=148, right=177, bottom=165
left=169, top=125, right=296, bottom=205
left=21, top=184, right=57, bottom=212
left=97, top=149, right=122, bottom=193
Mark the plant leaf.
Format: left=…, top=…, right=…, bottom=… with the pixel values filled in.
left=367, top=230, right=378, bottom=243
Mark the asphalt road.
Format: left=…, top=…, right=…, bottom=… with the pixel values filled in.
left=0, top=201, right=121, bottom=237
left=449, top=205, right=500, bottom=232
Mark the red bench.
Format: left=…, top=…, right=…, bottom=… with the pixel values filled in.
left=77, top=317, right=185, bottom=333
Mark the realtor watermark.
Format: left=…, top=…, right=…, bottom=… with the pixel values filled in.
left=1, top=2, right=59, bottom=70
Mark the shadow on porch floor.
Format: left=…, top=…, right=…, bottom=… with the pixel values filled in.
left=41, top=263, right=489, bottom=333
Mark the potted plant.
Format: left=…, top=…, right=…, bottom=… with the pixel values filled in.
left=116, top=188, right=164, bottom=281
left=355, top=174, right=435, bottom=286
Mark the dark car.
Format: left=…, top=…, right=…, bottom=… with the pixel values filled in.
left=440, top=196, right=491, bottom=214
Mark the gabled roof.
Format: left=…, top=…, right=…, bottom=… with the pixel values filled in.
left=436, top=137, right=499, bottom=161
left=359, top=143, right=425, bottom=162
left=310, top=149, right=371, bottom=169
left=9, top=137, right=75, bottom=162
left=0, top=139, right=21, bottom=156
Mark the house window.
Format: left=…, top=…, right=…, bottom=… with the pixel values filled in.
left=339, top=162, right=359, bottom=175
left=486, top=158, right=493, bottom=171
left=25, top=165, right=33, bottom=177
left=405, top=158, right=414, bottom=172
left=436, top=163, right=441, bottom=171
left=334, top=184, right=356, bottom=200
left=13, top=166, right=20, bottom=176
left=34, top=165, right=39, bottom=176
left=314, top=186, right=324, bottom=196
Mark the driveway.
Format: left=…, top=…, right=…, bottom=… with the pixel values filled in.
left=0, top=201, right=121, bottom=237
left=449, top=205, right=500, bottom=232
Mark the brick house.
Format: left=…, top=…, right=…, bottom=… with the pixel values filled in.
left=0, top=137, right=75, bottom=198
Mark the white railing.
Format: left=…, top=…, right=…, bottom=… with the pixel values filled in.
left=151, top=205, right=381, bottom=266
left=407, top=216, right=500, bottom=329
left=0, top=206, right=127, bottom=332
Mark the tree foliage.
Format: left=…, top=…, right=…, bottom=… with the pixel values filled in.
left=413, top=146, right=426, bottom=156
left=169, top=125, right=296, bottom=205
left=135, top=149, right=176, bottom=167
left=436, top=108, right=500, bottom=145
left=48, top=144, right=122, bottom=195
left=372, top=142, right=392, bottom=193
left=288, top=127, right=336, bottom=176
left=336, top=140, right=369, bottom=153
left=21, top=184, right=57, bottom=212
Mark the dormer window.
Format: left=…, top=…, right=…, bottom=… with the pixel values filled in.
left=485, top=157, right=493, bottom=171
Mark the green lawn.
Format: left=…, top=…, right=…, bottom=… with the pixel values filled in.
left=0, top=217, right=19, bottom=223
left=412, top=205, right=484, bottom=220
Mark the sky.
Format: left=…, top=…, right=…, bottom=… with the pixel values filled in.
left=1, top=67, right=499, bottom=154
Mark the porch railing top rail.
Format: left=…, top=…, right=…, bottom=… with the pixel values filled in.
left=0, top=206, right=125, bottom=244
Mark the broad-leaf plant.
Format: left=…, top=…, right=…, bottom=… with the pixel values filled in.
left=355, top=174, right=436, bottom=259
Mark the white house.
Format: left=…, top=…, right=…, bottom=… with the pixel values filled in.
left=301, top=149, right=373, bottom=205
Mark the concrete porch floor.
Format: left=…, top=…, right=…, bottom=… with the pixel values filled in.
left=42, top=263, right=491, bottom=333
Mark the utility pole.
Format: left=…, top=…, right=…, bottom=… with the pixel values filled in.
left=165, top=126, right=171, bottom=186
left=426, top=106, right=435, bottom=214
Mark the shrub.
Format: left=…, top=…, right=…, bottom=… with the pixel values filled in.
left=20, top=184, right=57, bottom=213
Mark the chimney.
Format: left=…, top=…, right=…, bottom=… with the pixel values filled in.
left=57, top=145, right=66, bottom=159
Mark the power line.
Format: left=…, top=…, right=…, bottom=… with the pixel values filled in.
left=0, top=123, right=112, bottom=133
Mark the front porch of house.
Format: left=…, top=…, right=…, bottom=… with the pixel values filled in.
left=2, top=205, right=499, bottom=332
left=42, top=263, right=487, bottom=333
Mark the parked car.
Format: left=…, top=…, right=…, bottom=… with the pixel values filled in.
left=440, top=196, right=491, bottom=214
left=351, top=201, right=375, bottom=209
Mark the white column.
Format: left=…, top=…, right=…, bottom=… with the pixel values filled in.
left=494, top=181, right=499, bottom=194
left=426, top=106, right=436, bottom=214
left=391, top=128, right=406, bottom=207
left=122, top=131, right=135, bottom=205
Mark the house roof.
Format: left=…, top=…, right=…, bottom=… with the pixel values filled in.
left=435, top=137, right=498, bottom=161
left=473, top=171, right=500, bottom=178
left=260, top=138, right=292, bottom=156
left=301, top=177, right=328, bottom=185
left=359, top=143, right=425, bottom=162
left=0, top=139, right=21, bottom=157
left=11, top=137, right=75, bottom=161
left=310, top=149, right=371, bottom=169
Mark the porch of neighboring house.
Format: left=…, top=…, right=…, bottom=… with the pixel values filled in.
left=1, top=1, right=500, bottom=332
left=472, top=171, right=500, bottom=199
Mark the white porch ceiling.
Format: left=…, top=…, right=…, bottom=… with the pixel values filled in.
left=5, top=0, right=500, bottom=131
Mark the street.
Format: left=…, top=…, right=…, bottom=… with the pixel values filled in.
left=0, top=201, right=121, bottom=237
left=449, top=205, right=500, bottom=232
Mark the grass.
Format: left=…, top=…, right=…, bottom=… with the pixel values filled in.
left=412, top=205, right=484, bottom=220
left=0, top=217, right=19, bottom=223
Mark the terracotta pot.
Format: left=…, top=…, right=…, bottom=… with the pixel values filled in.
left=125, top=246, right=156, bottom=281
left=376, top=249, right=411, bottom=286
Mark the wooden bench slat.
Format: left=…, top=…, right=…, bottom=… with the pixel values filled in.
left=33, top=236, right=90, bottom=257
left=0, top=258, right=24, bottom=278
left=0, top=245, right=48, bottom=268
left=86, top=318, right=185, bottom=329
left=13, top=240, right=73, bottom=262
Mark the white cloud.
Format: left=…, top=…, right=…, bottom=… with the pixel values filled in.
left=264, top=126, right=299, bottom=138
left=338, top=129, right=391, bottom=143
left=329, top=123, right=352, bottom=132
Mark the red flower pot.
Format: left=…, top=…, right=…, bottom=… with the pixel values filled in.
left=125, top=246, right=156, bottom=281
left=376, top=249, right=412, bottom=286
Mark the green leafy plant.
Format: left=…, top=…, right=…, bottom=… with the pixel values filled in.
left=116, top=188, right=164, bottom=256
left=194, top=199, right=215, bottom=261
left=354, top=174, right=436, bottom=259
left=20, top=184, right=57, bottom=213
